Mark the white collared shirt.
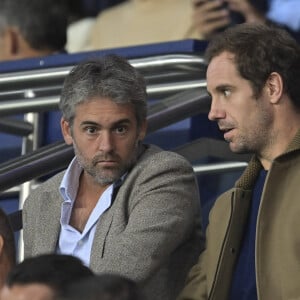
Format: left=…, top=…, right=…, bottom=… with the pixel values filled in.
left=57, top=157, right=120, bottom=266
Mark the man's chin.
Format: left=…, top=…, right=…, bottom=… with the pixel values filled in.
left=94, top=175, right=116, bottom=186
left=229, top=143, right=250, bottom=154
left=94, top=169, right=123, bottom=185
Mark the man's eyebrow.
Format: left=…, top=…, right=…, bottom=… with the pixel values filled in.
left=215, top=84, right=233, bottom=91
left=111, top=119, right=132, bottom=127
left=80, top=121, right=99, bottom=126
left=80, top=118, right=132, bottom=127
left=206, top=84, right=234, bottom=97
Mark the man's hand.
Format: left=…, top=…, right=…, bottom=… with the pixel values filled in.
left=192, top=0, right=231, bottom=39
left=225, top=0, right=266, bottom=23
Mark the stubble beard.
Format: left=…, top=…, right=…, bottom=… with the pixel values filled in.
left=228, top=133, right=250, bottom=154
left=73, top=141, right=139, bottom=186
left=229, top=105, right=273, bottom=155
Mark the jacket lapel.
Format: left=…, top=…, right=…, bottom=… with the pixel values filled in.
left=209, top=188, right=252, bottom=300
left=33, top=191, right=62, bottom=254
left=210, top=157, right=262, bottom=300
left=89, top=206, right=114, bottom=271
left=89, top=185, right=121, bottom=271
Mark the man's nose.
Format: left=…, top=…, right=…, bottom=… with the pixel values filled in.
left=208, top=98, right=225, bottom=121
left=98, top=131, right=114, bottom=152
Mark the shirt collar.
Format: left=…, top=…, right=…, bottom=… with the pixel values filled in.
left=59, top=157, right=127, bottom=203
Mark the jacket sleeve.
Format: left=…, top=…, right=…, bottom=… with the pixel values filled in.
left=177, top=250, right=208, bottom=300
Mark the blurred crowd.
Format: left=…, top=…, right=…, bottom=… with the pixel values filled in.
left=66, top=0, right=300, bottom=52
left=0, top=0, right=299, bottom=62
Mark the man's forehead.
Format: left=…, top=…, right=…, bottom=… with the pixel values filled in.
left=206, top=52, right=239, bottom=88
left=0, top=283, right=55, bottom=300
left=208, top=51, right=236, bottom=71
left=75, top=97, right=134, bottom=111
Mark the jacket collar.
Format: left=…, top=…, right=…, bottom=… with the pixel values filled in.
left=235, top=129, right=300, bottom=190
left=281, top=129, right=300, bottom=155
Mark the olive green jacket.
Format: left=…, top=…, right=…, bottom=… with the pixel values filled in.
left=178, top=130, right=300, bottom=300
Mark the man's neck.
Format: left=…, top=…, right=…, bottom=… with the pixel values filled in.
left=259, top=98, right=300, bottom=170
left=259, top=126, right=300, bottom=170
left=76, top=172, right=110, bottom=207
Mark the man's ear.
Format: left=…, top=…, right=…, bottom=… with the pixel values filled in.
left=2, top=27, right=20, bottom=58
left=0, top=235, right=4, bottom=257
left=61, top=118, right=73, bottom=145
left=266, top=72, right=283, bottom=104
left=138, top=120, right=147, bottom=141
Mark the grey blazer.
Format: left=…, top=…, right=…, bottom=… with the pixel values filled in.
left=23, top=144, right=203, bottom=300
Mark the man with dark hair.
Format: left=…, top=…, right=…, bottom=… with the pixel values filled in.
left=61, top=274, right=142, bottom=300
left=0, top=0, right=67, bottom=61
left=0, top=254, right=94, bottom=300
left=178, top=23, right=300, bottom=300
left=0, top=208, right=16, bottom=289
left=23, top=54, right=203, bottom=300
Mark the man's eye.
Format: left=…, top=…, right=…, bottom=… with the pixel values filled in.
left=223, top=90, right=231, bottom=97
left=115, top=126, right=127, bottom=134
left=86, top=127, right=97, bottom=134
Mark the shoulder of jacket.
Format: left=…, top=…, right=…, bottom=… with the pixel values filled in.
left=141, top=144, right=191, bottom=166
left=30, top=170, right=65, bottom=195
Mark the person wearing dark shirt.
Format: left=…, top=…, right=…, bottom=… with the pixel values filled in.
left=178, top=23, right=300, bottom=300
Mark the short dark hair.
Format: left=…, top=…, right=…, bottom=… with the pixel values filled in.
left=6, top=254, right=94, bottom=297
left=0, top=0, right=67, bottom=52
left=205, top=23, right=300, bottom=107
left=0, top=208, right=16, bottom=266
left=59, top=54, right=148, bottom=128
left=61, top=274, right=143, bottom=300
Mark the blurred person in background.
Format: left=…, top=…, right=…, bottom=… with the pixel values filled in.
left=80, top=0, right=125, bottom=17
left=65, top=0, right=125, bottom=52
left=83, top=0, right=299, bottom=52
left=84, top=0, right=199, bottom=50
left=0, top=254, right=93, bottom=300
left=0, top=0, right=68, bottom=62
left=60, top=274, right=143, bottom=300
left=192, top=0, right=300, bottom=41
